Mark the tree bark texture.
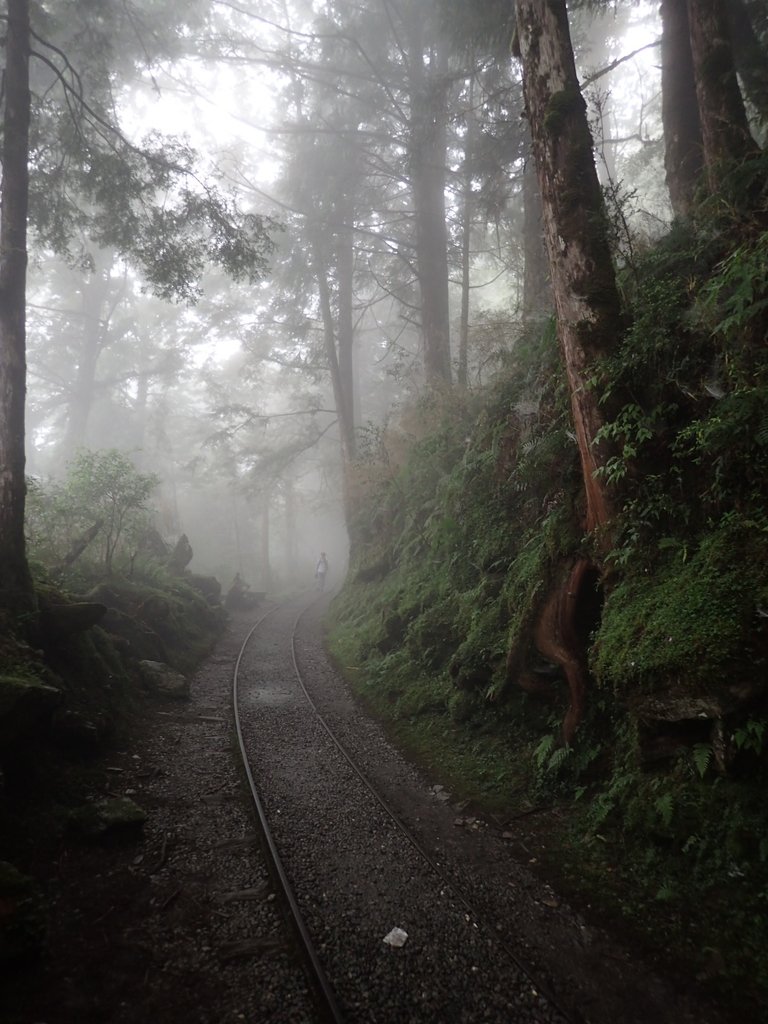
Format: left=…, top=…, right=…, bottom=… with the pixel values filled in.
left=727, top=0, right=768, bottom=131
left=660, top=0, right=704, bottom=219
left=0, top=0, right=34, bottom=612
left=62, top=263, right=113, bottom=457
left=514, top=0, right=622, bottom=534
left=314, top=237, right=356, bottom=468
left=522, top=143, right=552, bottom=322
left=458, top=77, right=479, bottom=391
left=335, top=208, right=357, bottom=447
left=687, top=0, right=759, bottom=190
left=408, top=20, right=452, bottom=386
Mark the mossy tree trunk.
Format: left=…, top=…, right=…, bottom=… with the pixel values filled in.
left=727, top=0, right=768, bottom=130
left=0, top=0, right=35, bottom=616
left=522, top=140, right=552, bottom=323
left=514, top=0, right=622, bottom=535
left=660, top=0, right=704, bottom=219
left=511, top=0, right=624, bottom=741
left=687, top=0, right=760, bottom=190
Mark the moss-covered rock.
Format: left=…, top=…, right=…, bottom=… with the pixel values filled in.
left=68, top=796, right=147, bottom=839
left=0, top=675, right=61, bottom=750
left=0, top=861, right=46, bottom=962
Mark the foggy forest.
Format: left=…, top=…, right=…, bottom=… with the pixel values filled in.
left=2, top=1, right=768, bottom=1021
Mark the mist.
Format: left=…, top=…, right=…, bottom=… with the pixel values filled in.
left=20, top=0, right=664, bottom=595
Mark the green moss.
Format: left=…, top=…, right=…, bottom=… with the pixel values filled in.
left=543, top=88, right=583, bottom=136
left=593, top=519, right=768, bottom=691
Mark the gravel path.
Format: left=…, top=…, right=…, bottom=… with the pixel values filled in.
left=237, top=594, right=567, bottom=1024
left=2, top=595, right=732, bottom=1024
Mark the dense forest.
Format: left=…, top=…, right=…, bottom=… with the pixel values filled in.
left=1, top=0, right=768, bottom=1015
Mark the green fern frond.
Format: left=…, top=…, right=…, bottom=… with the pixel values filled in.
left=693, top=743, right=713, bottom=779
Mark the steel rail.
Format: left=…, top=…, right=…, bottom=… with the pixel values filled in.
left=289, top=598, right=581, bottom=1024
left=235, top=594, right=579, bottom=1024
left=232, top=598, right=345, bottom=1024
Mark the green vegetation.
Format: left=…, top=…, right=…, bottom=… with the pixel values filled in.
left=1, top=446, right=224, bottom=796
left=329, top=214, right=768, bottom=1012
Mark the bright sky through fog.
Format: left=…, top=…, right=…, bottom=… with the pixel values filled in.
left=118, top=0, right=663, bottom=366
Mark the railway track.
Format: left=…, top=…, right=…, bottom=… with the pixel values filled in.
left=232, top=594, right=573, bottom=1024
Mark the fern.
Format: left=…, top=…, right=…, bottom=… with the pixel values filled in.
left=693, top=742, right=713, bottom=779
left=548, top=745, right=572, bottom=772
left=654, top=791, right=675, bottom=828
left=533, top=734, right=556, bottom=769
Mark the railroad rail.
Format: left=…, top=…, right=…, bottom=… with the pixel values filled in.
left=233, top=594, right=576, bottom=1024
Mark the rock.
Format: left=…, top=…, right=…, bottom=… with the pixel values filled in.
left=38, top=602, right=108, bottom=642
left=138, top=660, right=191, bottom=700
left=0, top=676, right=61, bottom=750
left=137, top=527, right=170, bottom=559
left=136, top=594, right=172, bottom=623
left=69, top=797, right=147, bottom=839
left=167, top=534, right=194, bottom=574
left=224, top=574, right=262, bottom=610
left=0, top=861, right=45, bottom=963
left=187, top=574, right=222, bottom=605
left=49, top=708, right=102, bottom=754
left=633, top=694, right=724, bottom=723
left=103, top=607, right=167, bottom=663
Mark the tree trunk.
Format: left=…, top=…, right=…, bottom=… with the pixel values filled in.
left=458, top=78, right=477, bottom=391
left=522, top=142, right=552, bottom=323
left=727, top=0, right=768, bottom=131
left=514, top=0, right=622, bottom=534
left=687, top=0, right=759, bottom=190
left=408, top=22, right=452, bottom=385
left=513, top=0, right=624, bottom=742
left=314, top=238, right=356, bottom=468
left=259, top=489, right=272, bottom=592
left=0, top=0, right=34, bottom=614
left=335, top=208, right=357, bottom=451
left=660, top=0, right=704, bottom=219
left=61, top=264, right=112, bottom=457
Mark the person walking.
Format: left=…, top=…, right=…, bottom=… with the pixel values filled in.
left=315, top=552, right=329, bottom=591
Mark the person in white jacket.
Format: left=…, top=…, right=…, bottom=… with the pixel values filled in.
left=315, top=552, right=329, bottom=591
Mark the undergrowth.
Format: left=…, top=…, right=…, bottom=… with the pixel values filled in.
left=329, top=212, right=768, bottom=1014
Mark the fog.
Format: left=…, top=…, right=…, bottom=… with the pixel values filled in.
left=22, top=0, right=664, bottom=595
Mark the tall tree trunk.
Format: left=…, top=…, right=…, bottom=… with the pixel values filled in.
left=314, top=238, right=356, bottom=468
left=408, top=21, right=452, bottom=385
left=259, top=488, right=272, bottom=591
left=0, top=0, right=34, bottom=613
left=514, top=0, right=622, bottom=534
left=660, top=0, right=704, bottom=219
left=727, top=0, right=768, bottom=131
left=458, top=77, right=477, bottom=391
left=522, top=143, right=552, bottom=323
left=335, top=207, right=357, bottom=448
left=513, top=0, right=624, bottom=742
left=61, top=264, right=112, bottom=457
left=283, top=475, right=297, bottom=581
left=687, top=0, right=759, bottom=191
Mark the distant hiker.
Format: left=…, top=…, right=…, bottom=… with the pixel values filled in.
left=315, top=552, right=329, bottom=591
left=226, top=572, right=254, bottom=610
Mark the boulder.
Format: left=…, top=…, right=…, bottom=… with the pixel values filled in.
left=69, top=797, right=147, bottom=839
left=49, top=708, right=102, bottom=754
left=138, top=660, right=191, bottom=700
left=0, top=676, right=61, bottom=750
left=633, top=693, right=724, bottom=723
left=187, top=573, right=222, bottom=605
left=38, top=602, right=107, bottom=643
left=167, top=533, right=194, bottom=574
left=0, top=861, right=45, bottom=962
left=102, top=607, right=167, bottom=663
